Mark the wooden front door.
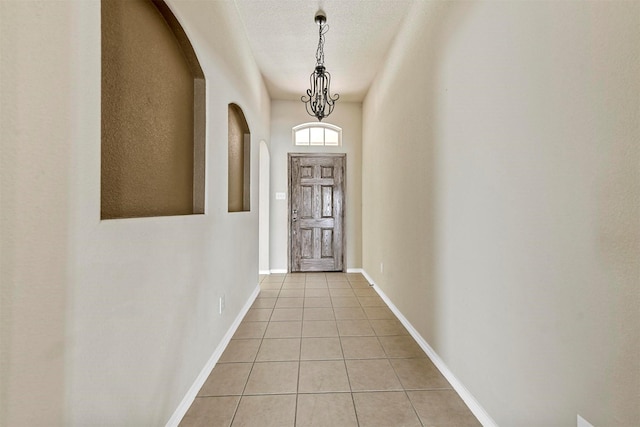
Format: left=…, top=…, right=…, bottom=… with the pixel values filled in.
left=289, top=154, right=345, bottom=272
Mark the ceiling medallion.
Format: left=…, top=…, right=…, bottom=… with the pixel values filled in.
left=301, top=10, right=339, bottom=121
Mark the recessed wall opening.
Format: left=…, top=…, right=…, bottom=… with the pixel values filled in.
left=228, top=103, right=251, bottom=212
left=101, top=0, right=205, bottom=219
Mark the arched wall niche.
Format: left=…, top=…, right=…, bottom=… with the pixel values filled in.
left=228, top=103, right=251, bottom=212
left=101, top=0, right=205, bottom=219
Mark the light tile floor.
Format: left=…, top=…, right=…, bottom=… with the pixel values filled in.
left=180, top=273, right=481, bottom=427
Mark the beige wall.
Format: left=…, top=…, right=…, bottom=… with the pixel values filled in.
left=362, top=1, right=639, bottom=426
left=0, top=0, right=270, bottom=425
left=1, top=2, right=73, bottom=424
left=269, top=100, right=362, bottom=271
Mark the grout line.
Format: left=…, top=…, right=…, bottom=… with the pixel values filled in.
left=405, top=389, right=426, bottom=427
left=228, top=336, right=258, bottom=426
left=293, top=334, right=303, bottom=426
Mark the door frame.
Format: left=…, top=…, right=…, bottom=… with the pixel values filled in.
left=288, top=153, right=346, bottom=273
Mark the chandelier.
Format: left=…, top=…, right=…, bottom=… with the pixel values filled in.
left=301, top=10, right=339, bottom=121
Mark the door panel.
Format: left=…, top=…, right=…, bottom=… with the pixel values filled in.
left=289, top=154, right=345, bottom=272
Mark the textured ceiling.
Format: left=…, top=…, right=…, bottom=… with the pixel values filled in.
left=233, top=0, right=415, bottom=102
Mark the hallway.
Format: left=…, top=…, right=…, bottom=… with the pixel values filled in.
left=180, top=273, right=481, bottom=426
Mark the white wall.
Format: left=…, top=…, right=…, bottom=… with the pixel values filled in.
left=259, top=140, right=270, bottom=273
left=0, top=1, right=270, bottom=425
left=269, top=100, right=362, bottom=272
left=363, top=1, right=639, bottom=426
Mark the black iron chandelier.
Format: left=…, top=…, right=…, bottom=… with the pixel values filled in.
left=301, top=10, right=339, bottom=121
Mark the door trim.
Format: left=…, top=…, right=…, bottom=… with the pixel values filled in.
left=288, top=153, right=346, bottom=273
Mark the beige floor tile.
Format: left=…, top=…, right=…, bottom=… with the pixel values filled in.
left=302, top=320, right=339, bottom=337
left=300, top=337, right=343, bottom=360
left=231, top=394, right=296, bottom=427
left=179, top=396, right=239, bottom=427
left=306, top=273, right=327, bottom=280
left=340, top=336, right=386, bottom=359
left=218, top=339, right=261, bottom=363
left=256, top=290, right=280, bottom=298
left=329, top=288, right=355, bottom=297
left=264, top=321, right=302, bottom=338
left=252, top=298, right=276, bottom=309
left=349, top=281, right=371, bottom=289
left=336, top=319, right=375, bottom=336
left=284, top=274, right=306, bottom=283
left=363, top=306, right=395, bottom=320
left=378, top=336, right=426, bottom=358
left=333, top=307, right=367, bottom=320
left=346, top=273, right=367, bottom=281
left=303, top=307, right=335, bottom=321
left=260, top=282, right=283, bottom=290
left=275, top=297, right=303, bottom=308
left=244, top=361, right=299, bottom=394
left=331, top=296, right=361, bottom=307
left=353, top=287, right=377, bottom=297
left=407, top=390, right=482, bottom=426
left=256, top=338, right=301, bottom=362
left=390, top=358, right=451, bottom=390
left=369, top=319, right=408, bottom=336
left=304, top=288, right=330, bottom=297
left=357, top=296, right=386, bottom=307
left=243, top=308, right=272, bottom=322
left=270, top=308, right=303, bottom=322
left=345, top=359, right=402, bottom=391
left=327, top=281, right=351, bottom=289
left=304, top=297, right=332, bottom=308
left=282, top=282, right=305, bottom=289
left=198, top=363, right=252, bottom=396
left=233, top=322, right=267, bottom=339
left=298, top=360, right=351, bottom=393
left=352, top=392, right=421, bottom=427
left=304, top=281, right=328, bottom=289
left=262, top=276, right=285, bottom=283
left=182, top=298, right=474, bottom=427
left=296, top=393, right=358, bottom=427
left=325, top=272, right=348, bottom=281
left=278, top=289, right=305, bottom=298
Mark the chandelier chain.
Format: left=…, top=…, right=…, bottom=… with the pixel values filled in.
left=315, top=23, right=329, bottom=66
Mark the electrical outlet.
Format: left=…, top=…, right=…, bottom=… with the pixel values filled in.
left=380, top=262, right=384, bottom=273
left=219, top=295, right=225, bottom=314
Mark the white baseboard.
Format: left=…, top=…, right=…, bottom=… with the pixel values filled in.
left=264, top=268, right=365, bottom=274
left=259, top=269, right=286, bottom=275
left=359, top=269, right=375, bottom=284
left=165, top=284, right=261, bottom=427
left=363, top=270, right=497, bottom=427
left=577, top=415, right=595, bottom=427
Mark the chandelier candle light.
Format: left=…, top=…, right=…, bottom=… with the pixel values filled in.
left=301, top=10, right=339, bottom=121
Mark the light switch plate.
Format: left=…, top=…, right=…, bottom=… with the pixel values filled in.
left=275, top=192, right=286, bottom=200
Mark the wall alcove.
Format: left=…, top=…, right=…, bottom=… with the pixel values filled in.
left=101, top=0, right=205, bottom=219
left=228, top=103, right=251, bottom=213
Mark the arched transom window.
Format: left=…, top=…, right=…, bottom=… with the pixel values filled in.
left=293, top=123, right=342, bottom=146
